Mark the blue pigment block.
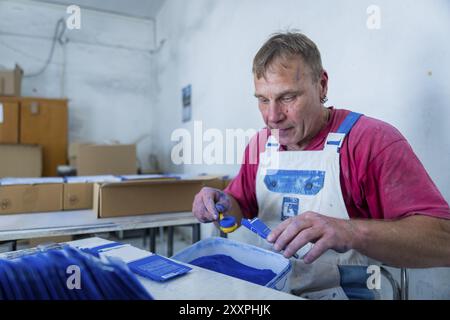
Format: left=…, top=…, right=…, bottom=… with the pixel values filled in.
left=189, top=254, right=276, bottom=286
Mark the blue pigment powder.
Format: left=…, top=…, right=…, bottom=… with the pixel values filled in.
left=189, top=254, right=276, bottom=286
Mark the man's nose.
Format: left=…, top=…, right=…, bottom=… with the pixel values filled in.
left=267, top=101, right=285, bottom=123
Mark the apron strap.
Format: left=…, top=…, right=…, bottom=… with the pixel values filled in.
left=325, top=112, right=363, bottom=152
left=336, top=112, right=363, bottom=134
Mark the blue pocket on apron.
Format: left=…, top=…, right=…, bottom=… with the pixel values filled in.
left=338, top=265, right=376, bottom=300
left=264, top=169, right=325, bottom=195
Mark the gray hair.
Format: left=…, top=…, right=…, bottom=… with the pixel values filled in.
left=253, top=32, right=324, bottom=82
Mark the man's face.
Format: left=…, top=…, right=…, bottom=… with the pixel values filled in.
left=254, top=57, right=327, bottom=150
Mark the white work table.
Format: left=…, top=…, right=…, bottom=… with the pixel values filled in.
left=0, top=210, right=200, bottom=255
left=68, top=237, right=302, bottom=300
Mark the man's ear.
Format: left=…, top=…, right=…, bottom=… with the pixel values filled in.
left=319, top=70, right=329, bottom=99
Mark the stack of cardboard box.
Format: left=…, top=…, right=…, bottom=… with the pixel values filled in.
left=0, top=174, right=231, bottom=218
left=0, top=64, right=43, bottom=178
left=1, top=64, right=69, bottom=178
left=1, top=65, right=234, bottom=221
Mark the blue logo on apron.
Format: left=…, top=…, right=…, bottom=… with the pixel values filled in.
left=281, top=197, right=299, bottom=220
left=264, top=169, right=325, bottom=195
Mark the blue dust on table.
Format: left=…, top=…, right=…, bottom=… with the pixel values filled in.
left=189, top=254, right=276, bottom=286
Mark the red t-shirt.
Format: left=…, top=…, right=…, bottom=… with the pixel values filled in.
left=225, top=108, right=450, bottom=220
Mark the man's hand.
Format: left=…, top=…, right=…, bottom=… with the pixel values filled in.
left=266, top=211, right=357, bottom=263
left=192, top=187, right=232, bottom=223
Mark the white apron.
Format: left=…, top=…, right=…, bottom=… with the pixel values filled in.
left=254, top=112, right=376, bottom=300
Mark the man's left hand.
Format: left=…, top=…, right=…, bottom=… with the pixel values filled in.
left=266, top=211, right=357, bottom=263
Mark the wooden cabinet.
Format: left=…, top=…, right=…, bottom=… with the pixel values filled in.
left=0, top=100, right=19, bottom=143
left=0, top=96, right=68, bottom=176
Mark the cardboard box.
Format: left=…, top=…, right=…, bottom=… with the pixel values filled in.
left=190, top=174, right=229, bottom=190
left=0, top=144, right=42, bottom=177
left=63, top=183, right=94, bottom=210
left=63, top=175, right=122, bottom=210
left=0, top=183, right=63, bottom=215
left=28, top=235, right=73, bottom=248
left=94, top=178, right=216, bottom=218
left=0, top=64, right=23, bottom=96
left=68, top=142, right=87, bottom=168
left=75, top=144, right=137, bottom=176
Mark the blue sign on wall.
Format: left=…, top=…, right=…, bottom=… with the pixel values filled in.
left=182, top=84, right=192, bottom=122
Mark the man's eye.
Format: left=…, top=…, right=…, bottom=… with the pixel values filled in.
left=281, top=95, right=296, bottom=102
left=259, top=97, right=270, bottom=104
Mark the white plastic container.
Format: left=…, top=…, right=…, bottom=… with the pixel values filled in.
left=171, top=237, right=292, bottom=292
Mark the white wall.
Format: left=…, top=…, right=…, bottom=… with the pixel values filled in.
left=155, top=0, right=450, bottom=299
left=155, top=0, right=450, bottom=198
left=0, top=0, right=158, bottom=171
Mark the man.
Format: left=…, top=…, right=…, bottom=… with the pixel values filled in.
left=192, top=32, right=450, bottom=299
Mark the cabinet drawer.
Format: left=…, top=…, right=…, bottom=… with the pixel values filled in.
left=0, top=100, right=19, bottom=143
left=20, top=99, right=68, bottom=176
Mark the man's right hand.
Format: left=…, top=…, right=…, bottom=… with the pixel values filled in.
left=192, top=187, right=232, bottom=223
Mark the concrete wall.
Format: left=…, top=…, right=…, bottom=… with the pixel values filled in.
left=155, top=0, right=450, bottom=299
left=0, top=0, right=157, bottom=171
